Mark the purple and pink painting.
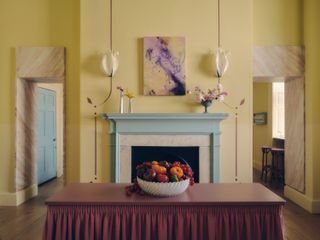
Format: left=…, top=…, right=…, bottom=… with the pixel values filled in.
left=143, top=37, right=186, bottom=96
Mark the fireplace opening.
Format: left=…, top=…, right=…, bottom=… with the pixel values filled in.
left=131, top=146, right=199, bottom=183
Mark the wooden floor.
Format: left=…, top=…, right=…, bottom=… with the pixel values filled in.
left=0, top=173, right=319, bottom=240
left=253, top=168, right=320, bottom=240
left=0, top=178, right=64, bottom=240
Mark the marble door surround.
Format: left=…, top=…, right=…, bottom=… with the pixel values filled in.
left=253, top=45, right=305, bottom=193
left=12, top=47, right=65, bottom=206
left=102, top=113, right=228, bottom=183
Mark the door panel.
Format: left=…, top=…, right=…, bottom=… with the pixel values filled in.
left=37, top=87, right=57, bottom=184
left=285, top=77, right=305, bottom=193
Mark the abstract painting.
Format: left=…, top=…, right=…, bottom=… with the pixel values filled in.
left=143, top=37, right=186, bottom=96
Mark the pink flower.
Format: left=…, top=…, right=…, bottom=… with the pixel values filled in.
left=187, top=84, right=228, bottom=104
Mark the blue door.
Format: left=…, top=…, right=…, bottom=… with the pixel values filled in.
left=37, top=87, right=57, bottom=184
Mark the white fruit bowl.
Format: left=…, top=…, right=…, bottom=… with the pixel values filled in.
left=137, top=177, right=190, bottom=197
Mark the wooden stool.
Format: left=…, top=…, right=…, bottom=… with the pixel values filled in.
left=260, top=146, right=271, bottom=182
left=271, top=148, right=285, bottom=186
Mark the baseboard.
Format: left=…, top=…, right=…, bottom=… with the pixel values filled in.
left=312, top=199, right=320, bottom=213
left=0, top=184, right=38, bottom=206
left=284, top=185, right=320, bottom=213
left=16, top=184, right=38, bottom=205
left=0, top=191, right=17, bottom=206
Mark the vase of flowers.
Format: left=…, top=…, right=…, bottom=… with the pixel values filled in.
left=188, top=86, right=227, bottom=113
left=124, top=89, right=135, bottom=113
left=201, top=100, right=212, bottom=113
left=117, top=86, right=124, bottom=113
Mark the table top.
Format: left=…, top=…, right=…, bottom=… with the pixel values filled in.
left=46, top=183, right=285, bottom=206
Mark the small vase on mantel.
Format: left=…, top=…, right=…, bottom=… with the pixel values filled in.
left=201, top=100, right=212, bottom=113
left=119, top=91, right=124, bottom=113
left=128, top=99, right=133, bottom=113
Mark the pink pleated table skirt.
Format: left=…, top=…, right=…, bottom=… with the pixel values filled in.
left=43, top=183, right=285, bottom=240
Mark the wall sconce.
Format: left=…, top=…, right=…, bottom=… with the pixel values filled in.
left=213, top=0, right=230, bottom=82
left=87, top=0, right=118, bottom=182
left=213, top=0, right=245, bottom=182
left=213, top=47, right=229, bottom=79
left=101, top=49, right=119, bottom=78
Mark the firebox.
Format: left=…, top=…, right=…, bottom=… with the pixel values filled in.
left=131, top=146, right=199, bottom=183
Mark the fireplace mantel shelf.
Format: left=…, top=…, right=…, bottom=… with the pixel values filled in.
left=101, top=113, right=229, bottom=135
left=101, top=112, right=229, bottom=183
left=101, top=113, right=229, bottom=121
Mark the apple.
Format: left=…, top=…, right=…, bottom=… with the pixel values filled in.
left=156, top=174, right=169, bottom=182
left=172, top=161, right=180, bottom=167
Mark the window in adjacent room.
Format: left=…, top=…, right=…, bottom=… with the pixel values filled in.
left=272, top=82, right=285, bottom=139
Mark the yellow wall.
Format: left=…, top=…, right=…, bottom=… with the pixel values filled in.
left=80, top=0, right=253, bottom=183
left=253, top=0, right=303, bottom=45
left=302, top=0, right=320, bottom=211
left=252, top=83, right=272, bottom=170
left=0, top=0, right=80, bottom=200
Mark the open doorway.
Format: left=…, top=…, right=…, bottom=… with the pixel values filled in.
left=252, top=46, right=305, bottom=194
left=36, top=84, right=64, bottom=185
left=15, top=47, right=65, bottom=205
left=252, top=81, right=285, bottom=191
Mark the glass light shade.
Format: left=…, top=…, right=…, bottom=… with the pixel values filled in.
left=213, top=47, right=229, bottom=78
left=101, top=50, right=119, bottom=77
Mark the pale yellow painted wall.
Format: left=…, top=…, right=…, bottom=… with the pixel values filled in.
left=0, top=0, right=80, bottom=198
left=252, top=83, right=272, bottom=170
left=253, top=0, right=303, bottom=45
left=304, top=0, right=320, bottom=206
left=80, top=0, right=253, bottom=183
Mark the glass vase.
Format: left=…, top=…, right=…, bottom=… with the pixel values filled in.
left=128, top=99, right=133, bottom=113
left=119, top=91, right=124, bottom=113
left=201, top=101, right=212, bottom=113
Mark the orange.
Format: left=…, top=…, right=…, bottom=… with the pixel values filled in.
left=170, top=166, right=184, bottom=178
left=152, top=164, right=167, bottom=174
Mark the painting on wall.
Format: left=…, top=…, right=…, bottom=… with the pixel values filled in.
left=143, top=36, right=186, bottom=96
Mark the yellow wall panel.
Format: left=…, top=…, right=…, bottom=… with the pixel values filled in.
left=253, top=0, right=303, bottom=45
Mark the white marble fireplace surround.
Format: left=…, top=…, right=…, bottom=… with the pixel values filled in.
left=120, top=135, right=210, bottom=183
left=101, top=113, right=228, bottom=183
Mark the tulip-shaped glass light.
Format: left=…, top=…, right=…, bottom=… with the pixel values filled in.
left=101, top=50, right=119, bottom=77
left=213, top=47, right=229, bottom=78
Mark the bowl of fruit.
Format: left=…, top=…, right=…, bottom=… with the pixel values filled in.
left=135, top=160, right=194, bottom=197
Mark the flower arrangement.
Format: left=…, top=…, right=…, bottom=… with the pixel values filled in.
left=117, top=86, right=135, bottom=99
left=116, top=86, right=124, bottom=113
left=188, top=84, right=228, bottom=113
left=125, top=160, right=194, bottom=196
left=124, top=89, right=135, bottom=99
left=117, top=86, right=135, bottom=113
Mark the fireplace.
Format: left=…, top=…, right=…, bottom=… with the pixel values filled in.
left=131, top=146, right=199, bottom=182
left=101, top=113, right=228, bottom=183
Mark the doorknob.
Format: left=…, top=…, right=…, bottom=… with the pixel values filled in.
left=53, top=138, right=56, bottom=142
